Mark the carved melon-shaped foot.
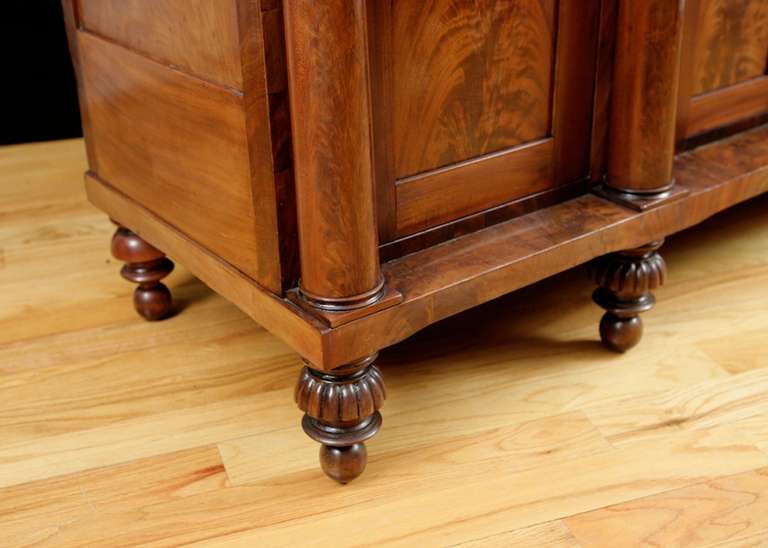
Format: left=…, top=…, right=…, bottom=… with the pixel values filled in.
left=590, top=241, right=666, bottom=352
left=295, top=354, right=385, bottom=483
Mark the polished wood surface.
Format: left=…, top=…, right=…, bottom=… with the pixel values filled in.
left=111, top=225, right=175, bottom=321
left=65, top=0, right=768, bottom=481
left=66, top=0, right=291, bottom=293
left=605, top=0, right=684, bottom=195
left=295, top=355, right=385, bottom=483
left=85, top=124, right=768, bottom=371
left=283, top=0, right=383, bottom=307
left=395, top=138, right=554, bottom=236
left=77, top=31, right=283, bottom=291
left=677, top=0, right=768, bottom=142
left=76, top=0, right=244, bottom=88
left=687, top=76, right=768, bottom=138
left=372, top=0, right=599, bottom=242
left=590, top=241, right=667, bottom=353
left=692, top=0, right=768, bottom=95
left=386, top=0, right=555, bottom=179
left=324, top=126, right=768, bottom=368
left=2, top=139, right=768, bottom=545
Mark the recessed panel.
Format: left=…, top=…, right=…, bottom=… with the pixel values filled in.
left=693, top=0, right=768, bottom=95
left=79, top=32, right=282, bottom=290
left=390, top=0, right=556, bottom=179
left=78, top=0, right=243, bottom=88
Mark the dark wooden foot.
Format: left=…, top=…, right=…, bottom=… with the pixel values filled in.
left=590, top=240, right=666, bottom=352
left=295, top=354, right=385, bottom=483
left=111, top=225, right=174, bottom=321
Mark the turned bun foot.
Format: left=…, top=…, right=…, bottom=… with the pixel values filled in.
left=319, top=443, right=368, bottom=484
left=599, top=313, right=643, bottom=353
left=111, top=225, right=175, bottom=321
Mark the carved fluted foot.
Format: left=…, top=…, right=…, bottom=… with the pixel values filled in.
left=590, top=240, right=666, bottom=352
left=111, top=225, right=174, bottom=321
left=295, top=354, right=385, bottom=483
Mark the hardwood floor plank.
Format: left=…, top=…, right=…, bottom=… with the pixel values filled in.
left=181, top=427, right=768, bottom=547
left=0, top=446, right=225, bottom=547
left=449, top=520, right=581, bottom=548
left=0, top=392, right=291, bottom=489
left=565, top=467, right=768, bottom=548
left=220, top=411, right=611, bottom=486
left=583, top=368, right=768, bottom=444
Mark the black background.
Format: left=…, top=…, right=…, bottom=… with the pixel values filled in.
left=2, top=2, right=83, bottom=145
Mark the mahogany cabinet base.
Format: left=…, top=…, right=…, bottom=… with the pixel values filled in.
left=87, top=126, right=768, bottom=371
left=86, top=125, right=768, bottom=481
left=110, top=224, right=174, bottom=321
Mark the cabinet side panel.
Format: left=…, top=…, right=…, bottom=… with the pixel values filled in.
left=77, top=0, right=243, bottom=89
left=78, top=31, right=282, bottom=291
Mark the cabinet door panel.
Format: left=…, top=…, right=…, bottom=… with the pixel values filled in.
left=371, top=0, right=599, bottom=241
left=391, top=0, right=555, bottom=179
left=693, top=0, right=768, bottom=94
left=678, top=0, right=768, bottom=142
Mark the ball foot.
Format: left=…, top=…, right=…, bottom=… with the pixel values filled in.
left=320, top=443, right=368, bottom=484
left=599, top=313, right=643, bottom=352
left=134, top=283, right=173, bottom=321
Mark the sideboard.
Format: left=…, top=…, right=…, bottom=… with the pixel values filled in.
left=63, top=0, right=768, bottom=483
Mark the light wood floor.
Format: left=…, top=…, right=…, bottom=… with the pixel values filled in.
left=1, top=139, right=768, bottom=547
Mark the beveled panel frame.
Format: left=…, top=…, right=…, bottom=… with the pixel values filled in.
left=370, top=0, right=601, bottom=244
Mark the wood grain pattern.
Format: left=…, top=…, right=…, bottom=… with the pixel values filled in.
left=551, top=0, right=600, bottom=187
left=84, top=174, right=327, bottom=367
left=387, top=0, right=556, bottom=179
left=283, top=0, right=383, bottom=305
left=2, top=138, right=768, bottom=545
left=692, top=0, right=768, bottom=95
left=606, top=0, right=685, bottom=193
left=373, top=0, right=599, bottom=240
left=77, top=0, right=243, bottom=89
left=84, top=120, right=768, bottom=371
left=395, top=138, right=554, bottom=236
left=324, top=125, right=768, bottom=367
left=686, top=76, right=768, bottom=138
left=78, top=32, right=283, bottom=291
left=676, top=0, right=768, bottom=144
left=0, top=446, right=226, bottom=547
left=566, top=468, right=768, bottom=548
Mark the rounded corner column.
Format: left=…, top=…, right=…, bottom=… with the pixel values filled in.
left=598, top=0, right=687, bottom=211
left=283, top=0, right=384, bottom=312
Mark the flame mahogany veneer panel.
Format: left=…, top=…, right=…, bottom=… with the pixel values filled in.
left=692, top=0, right=768, bottom=95
left=388, top=0, right=556, bottom=179
left=678, top=0, right=768, bottom=141
left=371, top=0, right=599, bottom=240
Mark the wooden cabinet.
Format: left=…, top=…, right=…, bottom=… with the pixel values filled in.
left=64, top=0, right=768, bottom=483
